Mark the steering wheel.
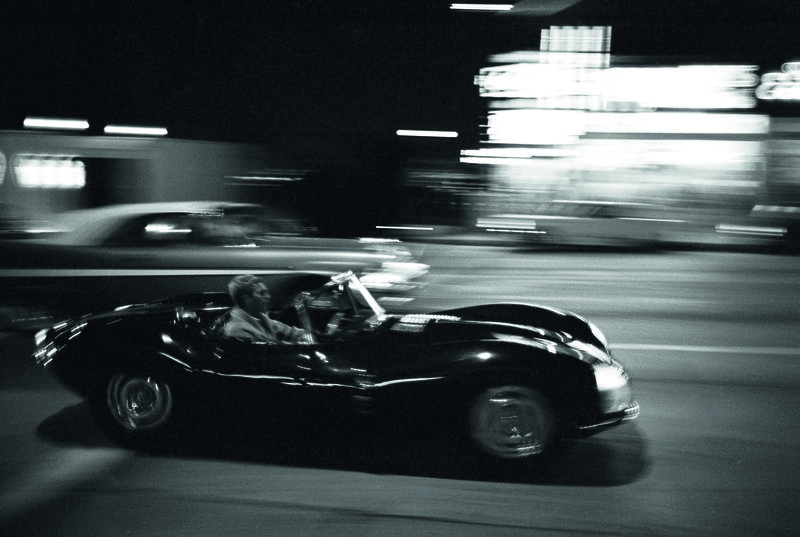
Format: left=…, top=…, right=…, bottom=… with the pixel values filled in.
left=292, top=292, right=317, bottom=345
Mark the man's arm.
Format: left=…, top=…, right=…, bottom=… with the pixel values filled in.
left=264, top=316, right=310, bottom=344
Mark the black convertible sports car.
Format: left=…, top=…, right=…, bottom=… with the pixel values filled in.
left=34, top=271, right=638, bottom=462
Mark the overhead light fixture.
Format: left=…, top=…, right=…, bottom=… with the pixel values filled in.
left=450, top=3, right=514, bottom=11
left=396, top=130, right=458, bottom=138
left=23, top=117, right=90, bottom=131
left=104, top=125, right=168, bottom=136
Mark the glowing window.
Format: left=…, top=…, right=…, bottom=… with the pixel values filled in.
left=13, top=155, right=86, bottom=189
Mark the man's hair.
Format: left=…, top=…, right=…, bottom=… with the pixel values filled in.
left=228, top=274, right=265, bottom=308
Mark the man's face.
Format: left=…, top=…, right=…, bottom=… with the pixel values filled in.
left=245, top=282, right=271, bottom=315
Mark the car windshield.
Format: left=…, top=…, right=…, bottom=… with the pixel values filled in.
left=336, top=272, right=386, bottom=323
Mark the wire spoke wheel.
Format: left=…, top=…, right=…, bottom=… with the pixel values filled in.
left=469, top=386, right=555, bottom=460
left=106, top=373, right=174, bottom=432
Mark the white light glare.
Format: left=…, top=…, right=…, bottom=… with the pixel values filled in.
left=14, top=155, right=86, bottom=189
left=24, top=117, right=89, bottom=131
left=375, top=225, right=435, bottom=231
left=145, top=223, right=191, bottom=234
left=396, top=130, right=458, bottom=138
left=451, top=3, right=514, bottom=11
left=104, top=125, right=168, bottom=136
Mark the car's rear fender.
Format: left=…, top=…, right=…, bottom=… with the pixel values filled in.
left=48, top=316, right=200, bottom=396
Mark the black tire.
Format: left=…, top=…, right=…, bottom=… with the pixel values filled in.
left=468, top=385, right=556, bottom=460
left=91, top=371, right=176, bottom=446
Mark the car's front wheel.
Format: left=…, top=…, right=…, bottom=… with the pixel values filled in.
left=92, top=372, right=176, bottom=445
left=468, top=385, right=556, bottom=460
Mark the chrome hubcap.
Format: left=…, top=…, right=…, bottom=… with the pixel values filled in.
left=107, top=374, right=173, bottom=432
left=470, top=387, right=554, bottom=459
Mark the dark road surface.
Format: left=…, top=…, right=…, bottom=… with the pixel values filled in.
left=2, top=246, right=798, bottom=536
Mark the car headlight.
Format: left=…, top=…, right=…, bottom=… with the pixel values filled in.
left=593, top=362, right=632, bottom=414
left=594, top=362, right=628, bottom=391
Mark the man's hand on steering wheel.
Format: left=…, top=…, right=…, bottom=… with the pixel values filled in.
left=293, top=292, right=317, bottom=344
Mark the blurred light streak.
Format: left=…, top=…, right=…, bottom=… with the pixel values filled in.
left=461, top=24, right=773, bottom=229
left=486, top=109, right=584, bottom=145
left=585, top=112, right=769, bottom=135
left=476, top=63, right=759, bottom=109
left=144, top=223, right=192, bottom=235
left=104, top=125, right=168, bottom=136
left=450, top=3, right=514, bottom=11
left=463, top=147, right=571, bottom=158
left=574, top=139, right=764, bottom=172
left=542, top=26, right=612, bottom=53
left=376, top=225, right=435, bottom=231
left=226, top=175, right=304, bottom=182
left=476, top=214, right=541, bottom=233
left=460, top=147, right=573, bottom=165
left=614, top=343, right=800, bottom=356
left=477, top=111, right=767, bottom=156
left=715, top=224, right=786, bottom=236
left=460, top=156, right=536, bottom=166
left=604, top=65, right=759, bottom=110
left=488, top=50, right=607, bottom=65
left=397, top=130, right=458, bottom=138
left=753, top=205, right=800, bottom=214
left=23, top=117, right=89, bottom=131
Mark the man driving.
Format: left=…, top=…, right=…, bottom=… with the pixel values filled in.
left=223, top=274, right=310, bottom=344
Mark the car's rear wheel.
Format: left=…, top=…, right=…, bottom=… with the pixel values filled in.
left=92, top=372, right=176, bottom=445
left=468, top=385, right=555, bottom=460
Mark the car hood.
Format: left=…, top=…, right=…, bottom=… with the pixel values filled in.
left=387, top=303, right=611, bottom=365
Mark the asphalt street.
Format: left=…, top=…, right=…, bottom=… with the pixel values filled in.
left=1, top=244, right=799, bottom=536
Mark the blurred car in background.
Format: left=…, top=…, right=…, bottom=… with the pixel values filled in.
left=477, top=200, right=692, bottom=249
left=0, top=201, right=428, bottom=330
left=43, top=201, right=319, bottom=248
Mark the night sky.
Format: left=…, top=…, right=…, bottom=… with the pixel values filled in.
left=1, top=1, right=798, bottom=145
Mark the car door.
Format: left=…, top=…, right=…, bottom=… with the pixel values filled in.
left=206, top=337, right=319, bottom=415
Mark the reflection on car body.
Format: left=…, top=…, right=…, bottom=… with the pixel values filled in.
left=34, top=271, right=638, bottom=464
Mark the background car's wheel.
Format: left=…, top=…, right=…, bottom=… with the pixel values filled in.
left=468, top=385, right=555, bottom=460
left=92, top=372, right=176, bottom=445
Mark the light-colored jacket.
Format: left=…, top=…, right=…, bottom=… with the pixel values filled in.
left=222, top=307, right=307, bottom=343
